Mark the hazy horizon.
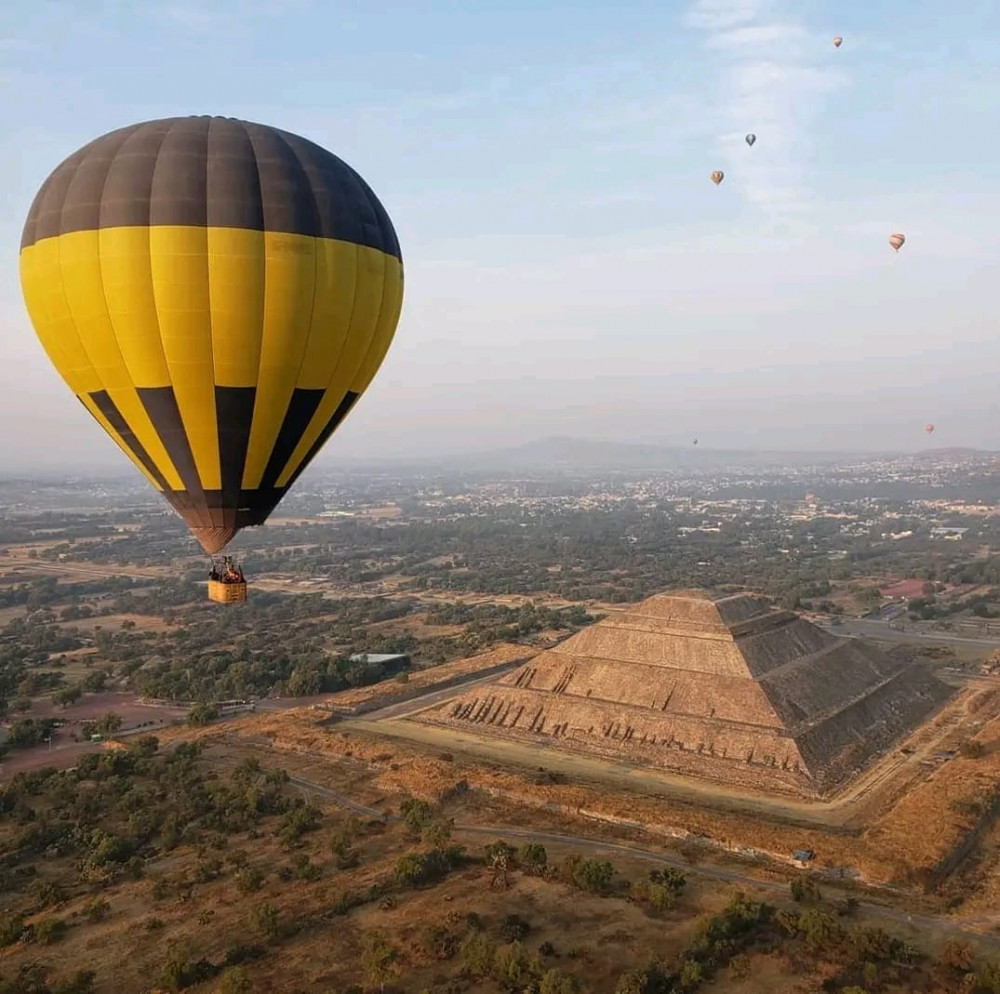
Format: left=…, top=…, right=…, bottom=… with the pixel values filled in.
left=3, top=0, right=1000, bottom=474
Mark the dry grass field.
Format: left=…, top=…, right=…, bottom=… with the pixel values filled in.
left=189, top=672, right=1000, bottom=920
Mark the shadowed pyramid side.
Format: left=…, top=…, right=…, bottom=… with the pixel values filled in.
left=417, top=588, right=952, bottom=797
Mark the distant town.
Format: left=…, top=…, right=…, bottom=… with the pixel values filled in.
left=4, top=446, right=1000, bottom=992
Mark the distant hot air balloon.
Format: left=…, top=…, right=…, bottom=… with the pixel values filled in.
left=925, top=424, right=935, bottom=435
left=833, top=36, right=843, bottom=47
left=693, top=439, right=699, bottom=446
left=711, top=171, right=724, bottom=186
left=745, top=134, right=756, bottom=147
left=889, top=232, right=906, bottom=253
left=20, top=116, right=404, bottom=571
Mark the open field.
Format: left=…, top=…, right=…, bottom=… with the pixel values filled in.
left=170, top=665, right=1000, bottom=917
left=56, top=612, right=175, bottom=634
left=330, top=658, right=990, bottom=829
left=7, top=728, right=933, bottom=994
left=1, top=692, right=190, bottom=776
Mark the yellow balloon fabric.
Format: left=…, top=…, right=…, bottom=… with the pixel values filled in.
left=19, top=116, right=403, bottom=553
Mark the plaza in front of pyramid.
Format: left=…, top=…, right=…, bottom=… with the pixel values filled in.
left=415, top=589, right=952, bottom=797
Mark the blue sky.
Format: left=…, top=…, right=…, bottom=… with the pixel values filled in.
left=2, top=0, right=1000, bottom=468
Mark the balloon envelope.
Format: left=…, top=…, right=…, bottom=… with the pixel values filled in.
left=925, top=424, right=935, bottom=434
left=711, top=170, right=724, bottom=185
left=745, top=134, right=756, bottom=146
left=833, top=36, right=843, bottom=47
left=19, top=116, right=404, bottom=554
left=889, top=232, right=906, bottom=252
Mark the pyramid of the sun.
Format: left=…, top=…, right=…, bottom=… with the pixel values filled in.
left=418, top=590, right=951, bottom=796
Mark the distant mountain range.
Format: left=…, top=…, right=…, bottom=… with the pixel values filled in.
left=337, top=436, right=999, bottom=473
left=7, top=439, right=997, bottom=484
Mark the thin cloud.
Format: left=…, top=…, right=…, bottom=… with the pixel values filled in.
left=685, top=0, right=771, bottom=32
left=705, top=23, right=805, bottom=51
left=153, top=0, right=310, bottom=32
left=582, top=191, right=656, bottom=208
left=687, top=0, right=847, bottom=222
left=155, top=4, right=219, bottom=30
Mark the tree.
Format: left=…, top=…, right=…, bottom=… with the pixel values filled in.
left=421, top=819, right=453, bottom=851
left=520, top=843, right=547, bottom=873
left=790, top=877, right=822, bottom=904
left=485, top=840, right=518, bottom=864
left=248, top=902, right=280, bottom=940
left=565, top=856, right=616, bottom=894
left=649, top=867, right=686, bottom=894
left=395, top=853, right=428, bottom=887
left=361, top=930, right=399, bottom=993
left=976, top=962, right=1000, bottom=994
left=539, top=969, right=580, bottom=994
left=187, top=703, right=219, bottom=728
left=81, top=669, right=108, bottom=693
left=400, top=798, right=433, bottom=834
left=678, top=959, right=703, bottom=987
left=460, top=931, right=497, bottom=979
left=420, top=923, right=460, bottom=961
left=34, top=916, right=69, bottom=944
left=798, top=907, right=843, bottom=952
left=500, top=914, right=531, bottom=943
left=330, top=830, right=360, bottom=869
left=493, top=942, right=541, bottom=992
left=216, top=967, right=252, bottom=994
left=84, top=898, right=111, bottom=923
left=52, top=684, right=83, bottom=708
left=235, top=868, right=263, bottom=894
left=614, top=961, right=671, bottom=994
left=81, top=712, right=122, bottom=738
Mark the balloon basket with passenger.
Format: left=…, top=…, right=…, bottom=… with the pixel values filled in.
left=18, top=116, right=405, bottom=603
left=207, top=555, right=248, bottom=605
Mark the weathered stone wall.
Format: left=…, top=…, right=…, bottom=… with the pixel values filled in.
left=564, top=626, right=748, bottom=677
left=759, top=640, right=904, bottom=729
left=415, top=589, right=953, bottom=798
left=501, top=655, right=782, bottom=727
left=429, top=685, right=813, bottom=794
left=796, top=667, right=951, bottom=789
left=616, top=590, right=776, bottom=630
left=737, top=618, right=836, bottom=677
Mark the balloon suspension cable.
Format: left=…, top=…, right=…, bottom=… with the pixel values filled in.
left=208, top=554, right=246, bottom=585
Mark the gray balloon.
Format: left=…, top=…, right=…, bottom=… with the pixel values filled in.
left=745, top=134, right=756, bottom=146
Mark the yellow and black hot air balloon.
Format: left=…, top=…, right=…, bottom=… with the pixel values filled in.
left=19, top=116, right=404, bottom=599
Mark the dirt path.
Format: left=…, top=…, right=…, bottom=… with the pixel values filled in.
left=344, top=715, right=853, bottom=829
left=325, top=658, right=991, bottom=835
left=283, top=769, right=1000, bottom=950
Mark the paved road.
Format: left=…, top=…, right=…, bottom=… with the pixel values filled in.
left=2, top=559, right=162, bottom=582
left=819, top=618, right=1000, bottom=648
left=363, top=666, right=523, bottom=722
left=288, top=772, right=1000, bottom=950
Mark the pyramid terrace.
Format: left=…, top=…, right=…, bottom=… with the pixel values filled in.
left=417, top=589, right=952, bottom=797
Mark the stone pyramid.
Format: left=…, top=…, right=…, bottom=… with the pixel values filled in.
left=417, top=590, right=951, bottom=796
